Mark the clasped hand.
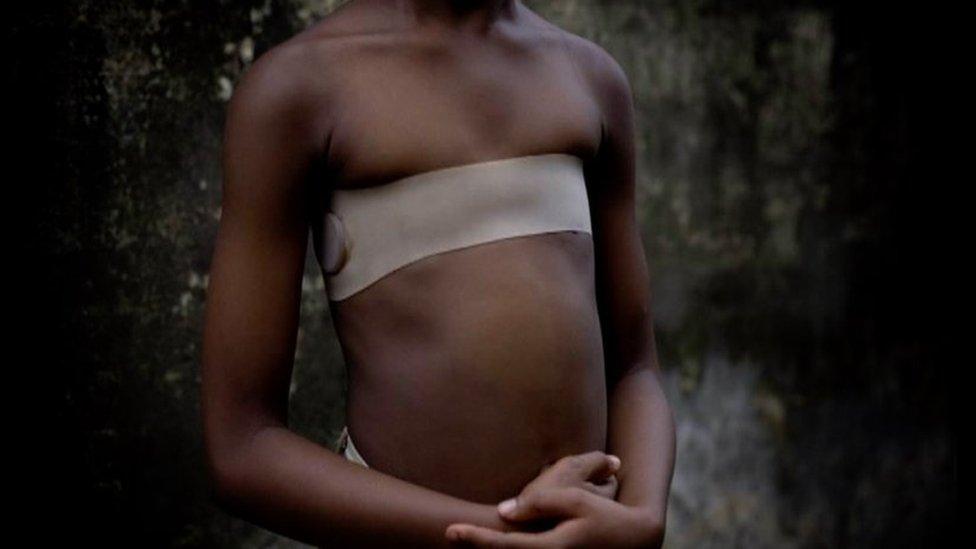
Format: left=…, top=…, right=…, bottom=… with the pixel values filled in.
left=445, top=452, right=664, bottom=548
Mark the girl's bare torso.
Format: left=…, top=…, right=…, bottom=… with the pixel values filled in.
left=303, top=2, right=607, bottom=504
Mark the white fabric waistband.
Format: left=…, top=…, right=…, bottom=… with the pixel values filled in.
left=338, top=426, right=369, bottom=468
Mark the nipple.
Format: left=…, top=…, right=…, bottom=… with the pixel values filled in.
left=321, top=211, right=349, bottom=275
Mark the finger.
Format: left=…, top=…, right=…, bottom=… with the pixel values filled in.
left=498, top=486, right=593, bottom=522
left=446, top=524, right=548, bottom=548
left=584, top=473, right=619, bottom=500
left=553, top=451, right=621, bottom=483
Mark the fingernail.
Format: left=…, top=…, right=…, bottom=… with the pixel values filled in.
left=608, top=455, right=621, bottom=469
left=497, top=498, right=517, bottom=516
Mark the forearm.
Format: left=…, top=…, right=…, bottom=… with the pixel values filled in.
left=606, top=366, right=676, bottom=520
left=212, top=425, right=508, bottom=548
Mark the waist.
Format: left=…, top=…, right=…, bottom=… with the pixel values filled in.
left=345, top=359, right=608, bottom=504
left=333, top=238, right=607, bottom=502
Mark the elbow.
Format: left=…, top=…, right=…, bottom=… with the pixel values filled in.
left=203, top=425, right=263, bottom=513
left=209, top=466, right=238, bottom=511
left=203, top=421, right=282, bottom=513
left=200, top=397, right=275, bottom=510
left=205, top=444, right=247, bottom=511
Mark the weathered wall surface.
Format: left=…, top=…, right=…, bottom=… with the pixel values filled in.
left=14, top=1, right=952, bottom=547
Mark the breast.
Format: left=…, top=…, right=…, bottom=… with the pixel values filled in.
left=316, top=152, right=592, bottom=301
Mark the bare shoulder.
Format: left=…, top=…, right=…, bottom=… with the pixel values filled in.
left=555, top=30, right=635, bottom=112
left=229, top=41, right=316, bottom=112
left=224, top=4, right=377, bottom=149
left=228, top=0, right=406, bottom=114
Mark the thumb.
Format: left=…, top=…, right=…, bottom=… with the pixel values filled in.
left=497, top=487, right=592, bottom=522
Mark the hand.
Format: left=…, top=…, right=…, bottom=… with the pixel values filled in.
left=469, top=450, right=622, bottom=537
left=519, top=451, right=621, bottom=504
left=446, top=486, right=665, bottom=548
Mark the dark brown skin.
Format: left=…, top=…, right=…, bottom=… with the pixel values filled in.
left=200, top=1, right=675, bottom=547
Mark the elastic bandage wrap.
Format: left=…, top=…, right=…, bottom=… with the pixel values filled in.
left=318, top=153, right=592, bottom=302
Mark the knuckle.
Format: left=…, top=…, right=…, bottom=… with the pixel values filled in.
left=554, top=472, right=574, bottom=486
left=567, top=455, right=584, bottom=468
left=583, top=450, right=606, bottom=461
left=556, top=455, right=582, bottom=471
left=565, top=487, right=589, bottom=510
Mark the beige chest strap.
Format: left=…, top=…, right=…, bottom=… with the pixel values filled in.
left=318, top=153, right=592, bottom=302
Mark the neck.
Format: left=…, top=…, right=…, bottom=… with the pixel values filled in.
left=394, top=0, right=519, bottom=35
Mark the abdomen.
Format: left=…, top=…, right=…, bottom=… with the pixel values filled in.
left=329, top=231, right=607, bottom=503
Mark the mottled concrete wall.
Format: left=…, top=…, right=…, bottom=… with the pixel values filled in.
left=15, top=1, right=952, bottom=547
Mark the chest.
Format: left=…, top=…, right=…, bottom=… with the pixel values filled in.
left=321, top=41, right=602, bottom=190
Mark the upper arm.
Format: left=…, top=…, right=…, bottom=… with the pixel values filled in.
left=201, top=46, right=325, bottom=468
left=577, top=40, right=658, bottom=381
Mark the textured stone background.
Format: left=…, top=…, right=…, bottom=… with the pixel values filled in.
left=13, top=1, right=954, bottom=547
